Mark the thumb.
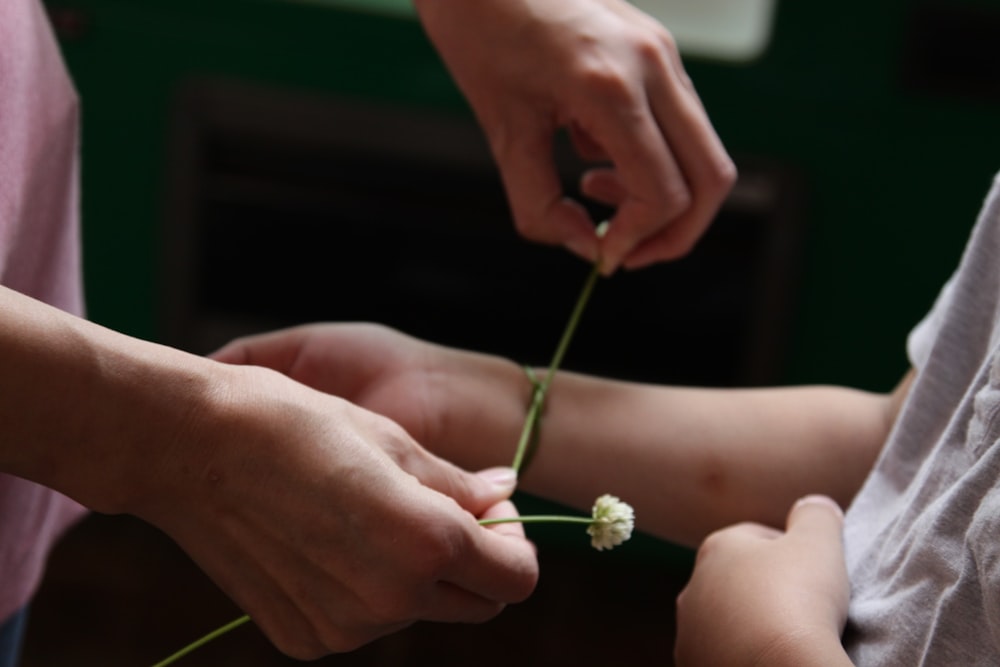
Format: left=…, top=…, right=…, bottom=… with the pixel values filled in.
left=422, top=464, right=520, bottom=518
left=207, top=340, right=248, bottom=364
left=208, top=329, right=307, bottom=370
left=784, top=495, right=850, bottom=630
left=785, top=495, right=845, bottom=545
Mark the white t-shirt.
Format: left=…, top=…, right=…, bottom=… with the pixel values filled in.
left=0, top=0, right=87, bottom=622
left=844, top=172, right=1000, bottom=663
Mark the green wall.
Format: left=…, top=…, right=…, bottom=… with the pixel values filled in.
left=47, top=0, right=1000, bottom=391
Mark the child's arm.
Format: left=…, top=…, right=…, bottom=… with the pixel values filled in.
left=514, top=368, right=914, bottom=546
left=213, top=323, right=914, bottom=547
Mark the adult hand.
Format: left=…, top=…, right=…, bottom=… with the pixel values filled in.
left=0, top=285, right=537, bottom=661
left=209, top=323, right=524, bottom=465
left=136, top=360, right=537, bottom=660
left=414, top=0, right=736, bottom=273
left=674, top=496, right=852, bottom=666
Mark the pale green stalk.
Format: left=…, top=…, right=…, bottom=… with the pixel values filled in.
left=479, top=515, right=593, bottom=526
left=511, top=258, right=602, bottom=472
left=151, top=614, right=251, bottom=667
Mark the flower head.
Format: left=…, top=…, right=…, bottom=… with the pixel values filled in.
left=587, top=494, right=635, bottom=551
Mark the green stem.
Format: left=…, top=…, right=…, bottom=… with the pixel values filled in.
left=543, top=261, right=602, bottom=392
left=153, top=511, right=593, bottom=666
left=150, top=614, right=251, bottom=667
left=511, top=259, right=602, bottom=472
left=479, top=515, right=592, bottom=526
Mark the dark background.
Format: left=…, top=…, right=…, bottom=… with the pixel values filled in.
left=21, top=0, right=1000, bottom=664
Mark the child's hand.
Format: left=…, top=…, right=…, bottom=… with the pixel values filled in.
left=212, top=323, right=431, bottom=437
left=210, top=323, right=528, bottom=468
left=674, top=495, right=853, bottom=666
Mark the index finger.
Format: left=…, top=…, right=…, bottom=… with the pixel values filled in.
left=580, top=88, right=692, bottom=273
left=620, top=62, right=735, bottom=269
left=602, top=37, right=735, bottom=271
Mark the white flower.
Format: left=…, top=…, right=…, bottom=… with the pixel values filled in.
left=587, top=494, right=635, bottom=551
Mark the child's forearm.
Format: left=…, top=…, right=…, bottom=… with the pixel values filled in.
left=520, top=373, right=897, bottom=546
left=428, top=345, right=907, bottom=548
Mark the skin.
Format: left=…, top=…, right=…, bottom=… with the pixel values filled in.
left=414, top=0, right=736, bottom=273
left=211, top=322, right=916, bottom=664
left=8, top=0, right=732, bottom=656
left=0, top=288, right=538, bottom=659
left=674, top=496, right=855, bottom=667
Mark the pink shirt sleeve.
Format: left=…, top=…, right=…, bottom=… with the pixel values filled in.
left=0, top=0, right=88, bottom=622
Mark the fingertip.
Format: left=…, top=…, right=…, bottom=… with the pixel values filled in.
left=515, top=196, right=602, bottom=261
left=476, top=466, right=518, bottom=497
left=790, top=494, right=845, bottom=523
left=598, top=258, right=620, bottom=277
left=565, top=234, right=601, bottom=265
left=620, top=254, right=653, bottom=272
left=620, top=243, right=682, bottom=270
left=207, top=342, right=241, bottom=364
left=596, top=224, right=638, bottom=274
left=617, top=212, right=706, bottom=269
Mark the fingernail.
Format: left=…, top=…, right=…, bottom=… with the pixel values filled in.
left=477, top=466, right=518, bottom=492
left=794, top=494, right=844, bottom=518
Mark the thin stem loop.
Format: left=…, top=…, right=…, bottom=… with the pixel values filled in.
left=511, top=260, right=601, bottom=472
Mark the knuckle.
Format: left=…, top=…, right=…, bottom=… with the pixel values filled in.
left=365, top=523, right=467, bottom=623
left=366, top=588, right=421, bottom=626
left=254, top=609, right=327, bottom=660
left=708, top=156, right=739, bottom=196
left=661, top=183, right=693, bottom=218
left=261, top=612, right=376, bottom=659
left=269, top=630, right=328, bottom=661
left=643, top=182, right=692, bottom=229
left=654, top=25, right=679, bottom=54
left=373, top=417, right=422, bottom=465
left=576, top=60, right=633, bottom=105
left=634, top=30, right=671, bottom=65
left=410, top=523, right=466, bottom=579
left=314, top=626, right=374, bottom=655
